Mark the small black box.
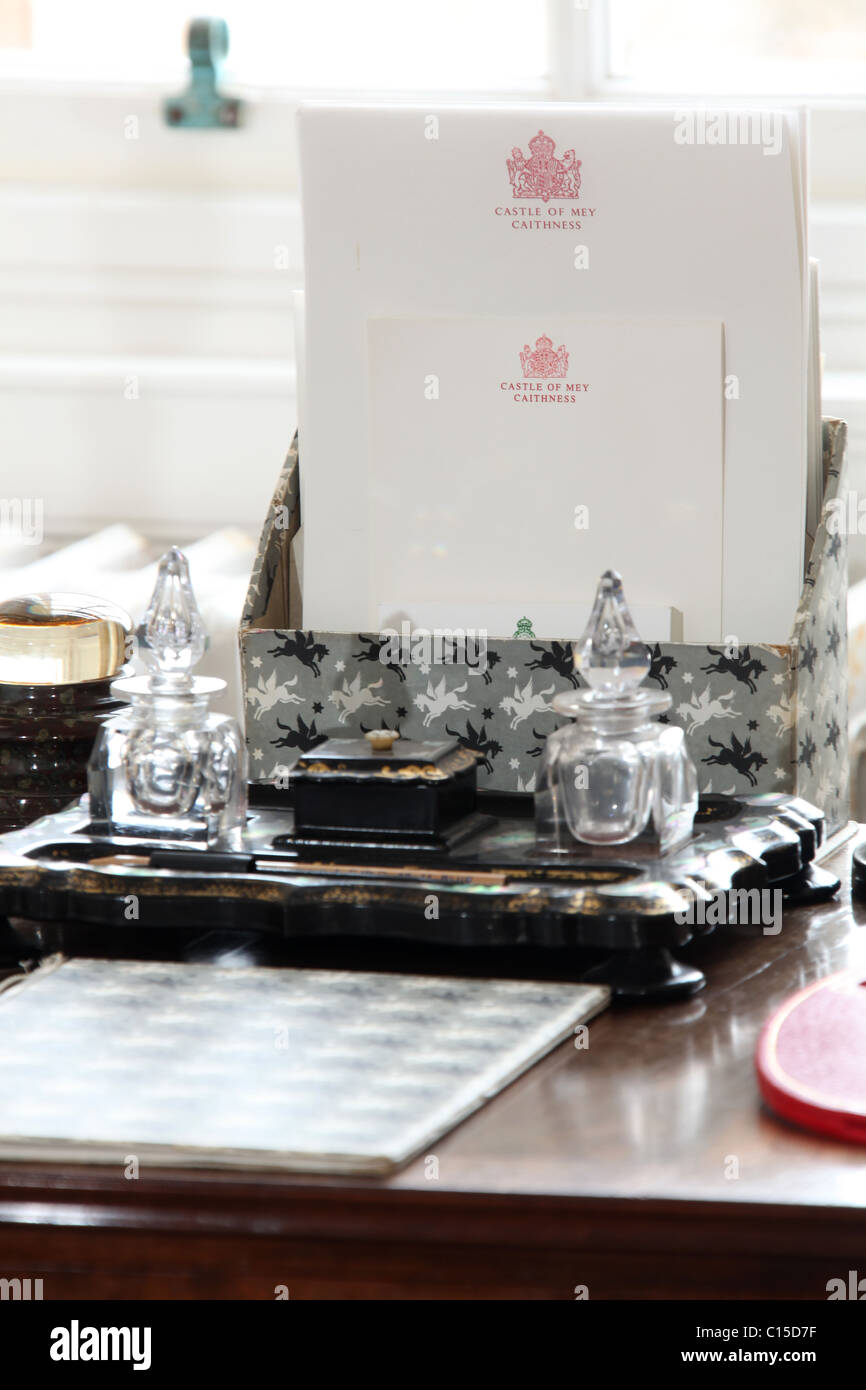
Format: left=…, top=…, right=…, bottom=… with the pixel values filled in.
left=289, top=733, right=478, bottom=851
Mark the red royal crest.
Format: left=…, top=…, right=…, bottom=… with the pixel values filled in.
left=507, top=130, right=582, bottom=202
left=520, top=335, right=569, bottom=378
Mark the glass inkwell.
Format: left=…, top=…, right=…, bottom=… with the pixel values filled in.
left=88, top=548, right=247, bottom=848
left=536, top=570, right=697, bottom=855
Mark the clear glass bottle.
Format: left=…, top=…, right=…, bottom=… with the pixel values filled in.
left=536, top=570, right=697, bottom=854
left=88, top=548, right=247, bottom=847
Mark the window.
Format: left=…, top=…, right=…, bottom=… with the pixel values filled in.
left=0, top=0, right=549, bottom=91
left=607, top=0, right=866, bottom=96
left=0, top=0, right=863, bottom=547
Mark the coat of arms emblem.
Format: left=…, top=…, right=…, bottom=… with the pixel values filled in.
left=520, top=335, right=569, bottom=378
left=507, top=130, right=582, bottom=202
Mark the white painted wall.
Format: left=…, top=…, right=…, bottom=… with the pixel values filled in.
left=0, top=188, right=300, bottom=539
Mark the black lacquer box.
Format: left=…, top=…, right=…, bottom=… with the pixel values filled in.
left=288, top=732, right=482, bottom=853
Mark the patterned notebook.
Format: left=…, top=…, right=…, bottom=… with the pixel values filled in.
left=0, top=958, right=608, bottom=1174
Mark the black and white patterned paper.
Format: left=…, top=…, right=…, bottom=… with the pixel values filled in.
left=241, top=422, right=849, bottom=830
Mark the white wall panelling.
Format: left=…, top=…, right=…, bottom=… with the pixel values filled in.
left=0, top=187, right=299, bottom=536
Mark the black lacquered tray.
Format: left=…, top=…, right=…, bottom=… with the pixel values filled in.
left=0, top=791, right=840, bottom=1002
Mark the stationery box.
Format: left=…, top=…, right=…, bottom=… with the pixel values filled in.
left=240, top=419, right=848, bottom=833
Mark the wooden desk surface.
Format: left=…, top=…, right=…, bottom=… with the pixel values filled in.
left=1, top=835, right=865, bottom=1300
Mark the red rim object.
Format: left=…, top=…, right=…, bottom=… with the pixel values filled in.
left=756, top=969, right=866, bottom=1144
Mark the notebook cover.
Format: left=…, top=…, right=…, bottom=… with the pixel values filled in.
left=0, top=957, right=608, bottom=1174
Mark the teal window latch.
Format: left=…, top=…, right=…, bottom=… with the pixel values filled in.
left=164, top=17, right=242, bottom=129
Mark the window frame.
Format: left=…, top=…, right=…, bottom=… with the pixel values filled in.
left=0, top=0, right=862, bottom=201
left=0, top=0, right=863, bottom=536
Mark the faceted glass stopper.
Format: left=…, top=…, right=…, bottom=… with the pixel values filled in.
left=137, top=547, right=206, bottom=690
left=574, top=570, right=650, bottom=694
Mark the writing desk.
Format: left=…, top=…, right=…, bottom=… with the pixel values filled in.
left=0, top=835, right=863, bottom=1300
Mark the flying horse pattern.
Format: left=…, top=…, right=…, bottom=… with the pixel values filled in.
left=270, top=713, right=326, bottom=755
left=329, top=675, right=390, bottom=724
left=702, top=733, right=768, bottom=787
left=499, top=677, right=556, bottom=730
left=525, top=641, right=578, bottom=686
left=676, top=686, right=739, bottom=733
left=413, top=678, right=476, bottom=729
left=767, top=693, right=797, bottom=737
left=353, top=633, right=407, bottom=683
left=250, top=630, right=798, bottom=796
left=445, top=720, right=502, bottom=775
left=701, top=645, right=767, bottom=694
left=267, top=630, right=329, bottom=677
left=647, top=643, right=677, bottom=690
left=246, top=671, right=304, bottom=721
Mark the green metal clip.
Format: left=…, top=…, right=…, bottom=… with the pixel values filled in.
left=164, top=17, right=242, bottom=129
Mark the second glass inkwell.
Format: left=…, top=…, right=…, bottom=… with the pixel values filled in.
left=536, top=571, right=698, bottom=855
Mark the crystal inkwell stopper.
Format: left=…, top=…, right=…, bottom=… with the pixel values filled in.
left=574, top=569, right=651, bottom=694
left=138, top=546, right=206, bottom=690
left=536, top=569, right=697, bottom=852
left=87, top=548, right=247, bottom=847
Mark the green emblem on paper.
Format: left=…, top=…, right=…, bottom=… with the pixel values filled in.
left=513, top=616, right=536, bottom=639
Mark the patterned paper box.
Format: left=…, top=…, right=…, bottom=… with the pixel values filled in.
left=240, top=420, right=848, bottom=830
